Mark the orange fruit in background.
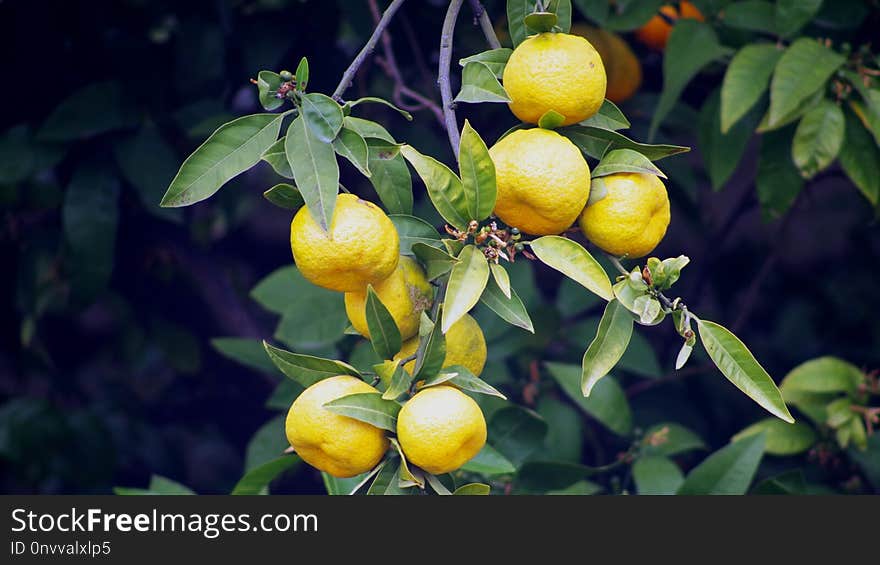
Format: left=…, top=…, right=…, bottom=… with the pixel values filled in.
left=635, top=1, right=705, bottom=51
left=571, top=24, right=642, bottom=104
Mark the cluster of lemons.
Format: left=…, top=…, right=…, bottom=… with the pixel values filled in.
left=282, top=6, right=702, bottom=480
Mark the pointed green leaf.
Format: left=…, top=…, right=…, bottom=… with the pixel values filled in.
left=442, top=245, right=490, bottom=333
left=775, top=0, right=823, bottom=37
left=545, top=362, right=632, bottom=436
left=389, top=438, right=424, bottom=488
left=346, top=96, right=413, bottom=120
left=641, top=423, right=706, bottom=457
left=633, top=456, right=684, bottom=495
left=285, top=116, right=339, bottom=231
left=676, top=342, right=694, bottom=370
left=400, top=145, right=469, bottom=230
left=436, top=365, right=507, bottom=399
left=592, top=148, right=666, bottom=179
left=696, top=319, right=794, bottom=423
left=380, top=361, right=412, bottom=400
left=769, top=38, right=845, bottom=128
left=792, top=99, right=845, bottom=179
left=295, top=57, right=309, bottom=91
left=231, top=456, right=299, bottom=495
left=343, top=116, right=396, bottom=143
left=490, top=263, right=511, bottom=299
left=323, top=392, right=400, bottom=432
left=365, top=286, right=403, bottom=360
left=733, top=418, right=816, bottom=456
left=581, top=299, right=634, bottom=396
left=332, top=127, right=371, bottom=177
left=459, top=48, right=513, bottom=78
left=538, top=109, right=566, bottom=130
left=263, top=183, right=304, bottom=210
left=507, top=0, right=533, bottom=47
left=720, top=44, right=782, bottom=133
left=579, top=99, right=630, bottom=131
left=461, top=444, right=516, bottom=475
left=677, top=433, right=766, bottom=495
left=256, top=70, right=284, bottom=111
left=488, top=406, right=548, bottom=468
left=262, top=137, right=293, bottom=178
left=756, top=126, right=803, bottom=220
left=780, top=356, right=863, bottom=396
left=263, top=341, right=361, bottom=387
left=367, top=141, right=413, bottom=215
left=529, top=236, right=613, bottom=301
left=413, top=310, right=447, bottom=380
left=412, top=242, right=459, bottom=280
left=559, top=125, right=690, bottom=161
left=458, top=120, right=497, bottom=221
left=389, top=214, right=441, bottom=255
left=455, top=62, right=511, bottom=104
left=839, top=108, right=880, bottom=205
left=480, top=275, right=534, bottom=332
left=161, top=113, right=285, bottom=207
left=453, top=483, right=491, bottom=495
left=211, top=338, right=278, bottom=375
left=700, top=89, right=761, bottom=190
left=524, top=11, right=558, bottom=34
left=301, top=93, right=344, bottom=143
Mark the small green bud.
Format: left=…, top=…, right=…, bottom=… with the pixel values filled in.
left=514, top=242, right=525, bottom=252
left=511, top=233, right=522, bottom=242
left=279, top=70, right=293, bottom=82
left=510, top=227, right=520, bottom=236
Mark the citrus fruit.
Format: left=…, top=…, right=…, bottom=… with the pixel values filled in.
left=396, top=386, right=487, bottom=474
left=290, top=193, right=399, bottom=292
left=635, top=1, right=704, bottom=51
left=503, top=32, right=607, bottom=126
left=578, top=173, right=670, bottom=258
left=394, top=313, right=487, bottom=377
left=285, top=375, right=389, bottom=478
left=571, top=24, right=642, bottom=104
left=489, top=128, right=591, bottom=235
left=344, top=256, right=433, bottom=341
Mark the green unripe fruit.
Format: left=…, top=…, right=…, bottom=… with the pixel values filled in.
left=280, top=70, right=293, bottom=82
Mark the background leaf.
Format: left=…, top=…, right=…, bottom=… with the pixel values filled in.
left=461, top=444, right=516, bottom=475
left=677, top=433, right=766, bottom=495
left=699, top=89, right=760, bottom=190
left=839, top=108, right=880, bottom=205
left=488, top=406, right=548, bottom=468
left=720, top=43, right=782, bottom=133
left=768, top=38, right=844, bottom=128
left=545, top=362, right=632, bottom=436
left=733, top=418, right=816, bottom=456
left=756, top=126, right=803, bottom=220
left=633, top=456, right=684, bottom=495
left=791, top=99, right=845, bottom=179
left=231, top=456, right=299, bottom=495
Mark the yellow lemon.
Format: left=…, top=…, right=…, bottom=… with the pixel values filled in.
left=489, top=128, right=591, bottom=235
left=290, top=193, right=399, bottom=292
left=285, top=375, right=389, bottom=478
left=344, top=256, right=433, bottom=341
left=394, top=314, right=487, bottom=377
left=396, top=386, right=487, bottom=474
left=503, top=32, right=607, bottom=126
left=578, top=173, right=671, bottom=258
left=571, top=24, right=642, bottom=104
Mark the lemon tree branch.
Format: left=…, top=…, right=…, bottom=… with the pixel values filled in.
left=468, top=0, right=502, bottom=50
left=439, top=0, right=465, bottom=158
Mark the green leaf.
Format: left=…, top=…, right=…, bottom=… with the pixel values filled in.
left=453, top=483, right=491, bottom=495
left=442, top=245, right=490, bottom=333
left=559, top=125, right=690, bottom=161
left=792, top=99, right=845, bottom=179
left=380, top=361, right=412, bottom=400
left=580, top=299, right=634, bottom=396
left=389, top=438, right=424, bottom=488
left=699, top=89, right=760, bottom=190
left=435, top=365, right=507, bottom=399
left=488, top=406, right=548, bottom=468
left=389, top=214, right=441, bottom=255
left=262, top=137, right=293, bottom=178
left=256, top=70, right=284, bottom=111
left=775, top=0, right=823, bottom=37
left=592, top=148, right=666, bottom=179
left=367, top=140, right=413, bottom=215
left=780, top=356, right=863, bottom=396
left=301, top=93, right=344, bottom=143
left=720, top=44, right=783, bottom=133
left=459, top=48, right=513, bottom=78
left=507, top=0, right=533, bottom=47
left=245, top=415, right=289, bottom=471
left=757, top=87, right=823, bottom=133
left=677, top=433, right=766, bottom=495
left=650, top=20, right=731, bottom=139
left=752, top=470, right=808, bottom=495
left=696, top=319, right=794, bottom=423
left=480, top=275, right=535, bottom=332
left=347, top=97, right=413, bottom=120
left=115, top=475, right=195, bottom=496
left=538, top=109, right=566, bottom=130
left=768, top=38, right=845, bottom=129
left=490, top=263, right=512, bottom=298
left=756, top=126, right=803, bottom=220
left=839, top=108, right=880, bottom=205
left=343, top=117, right=396, bottom=143
left=161, top=113, right=285, bottom=207
left=602, top=0, right=664, bottom=31
left=332, top=127, right=371, bottom=178
left=529, top=236, right=613, bottom=301
left=38, top=81, right=137, bottom=141
left=524, top=11, right=558, bottom=34
left=113, top=126, right=183, bottom=223
left=211, top=338, right=279, bottom=375
left=458, top=120, right=497, bottom=221
left=461, top=444, right=517, bottom=475
left=323, top=392, right=400, bottom=432
left=721, top=1, right=777, bottom=33
left=579, top=99, right=630, bottom=131
left=641, top=423, right=706, bottom=457
left=263, top=183, right=304, bottom=210
left=413, top=312, right=447, bottom=381
left=400, top=145, right=469, bottom=230
left=546, top=0, right=572, bottom=32
left=515, top=461, right=595, bottom=494
left=545, top=362, right=632, bottom=436
left=413, top=242, right=458, bottom=280
left=843, top=73, right=880, bottom=145
left=537, top=397, right=583, bottom=462
left=295, top=57, right=309, bottom=91
left=263, top=341, right=361, bottom=388
left=676, top=342, right=694, bottom=370
left=455, top=62, right=511, bottom=103
left=365, top=286, right=403, bottom=360
left=231, top=456, right=299, bottom=495
left=633, top=456, right=684, bottom=495
left=285, top=116, right=339, bottom=231
left=733, top=418, right=817, bottom=456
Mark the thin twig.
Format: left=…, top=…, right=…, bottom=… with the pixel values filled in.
left=468, top=0, right=502, bottom=49
left=439, top=0, right=465, bottom=158
left=332, top=0, right=408, bottom=101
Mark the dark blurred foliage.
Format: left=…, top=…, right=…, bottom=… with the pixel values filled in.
left=1, top=0, right=878, bottom=494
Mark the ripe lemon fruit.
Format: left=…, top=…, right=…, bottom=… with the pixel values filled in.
left=489, top=128, right=591, bottom=235
left=290, top=193, right=399, bottom=292
left=571, top=24, right=642, bottom=104
left=503, top=32, right=607, bottom=126
left=394, top=313, right=487, bottom=377
left=635, top=1, right=704, bottom=51
left=344, top=256, right=433, bottom=341
left=285, top=375, right=389, bottom=478
left=578, top=173, right=670, bottom=258
left=396, top=386, right=487, bottom=474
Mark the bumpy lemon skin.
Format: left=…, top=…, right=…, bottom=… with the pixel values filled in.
left=489, top=128, right=591, bottom=235
left=285, top=375, right=389, bottom=478
left=344, top=256, right=433, bottom=341
left=396, top=386, right=487, bottom=475
left=578, top=173, right=671, bottom=259
left=290, top=193, right=399, bottom=292
left=394, top=314, right=487, bottom=377
left=503, top=32, right=607, bottom=126
left=571, top=24, right=642, bottom=104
